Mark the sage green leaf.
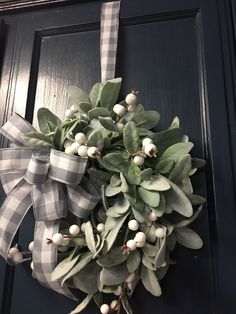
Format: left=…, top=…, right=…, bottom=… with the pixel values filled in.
left=169, top=116, right=180, bottom=129
left=191, top=157, right=206, bottom=169
left=98, top=117, right=118, bottom=132
left=106, top=198, right=130, bottom=218
left=121, top=294, right=133, bottom=314
left=51, top=252, right=80, bottom=281
left=105, top=185, right=122, bottom=197
left=185, top=193, right=206, bottom=205
left=141, top=265, right=162, bottom=297
left=155, top=159, right=175, bottom=174
left=100, top=263, right=129, bottom=285
left=73, top=262, right=101, bottom=294
left=140, top=175, right=170, bottom=191
left=152, top=128, right=184, bottom=156
left=154, top=227, right=167, bottom=268
left=37, top=108, right=61, bottom=134
left=61, top=252, right=93, bottom=286
left=93, top=291, right=103, bottom=307
left=174, top=227, right=203, bottom=249
left=125, top=192, right=146, bottom=223
left=138, top=187, right=160, bottom=207
left=105, top=213, right=129, bottom=251
left=174, top=206, right=203, bottom=228
left=69, top=294, right=93, bottom=314
left=178, top=177, right=193, bottom=194
left=123, top=121, right=139, bottom=154
left=87, top=129, right=104, bottom=149
left=140, top=168, right=153, bottom=181
left=103, top=153, right=124, bottom=167
left=127, top=161, right=142, bottom=185
left=100, top=77, right=122, bottom=110
left=53, top=127, right=64, bottom=150
left=78, top=102, right=93, bottom=113
left=142, top=243, right=159, bottom=257
left=142, top=254, right=156, bottom=271
left=97, top=247, right=128, bottom=267
left=120, top=173, right=129, bottom=193
left=165, top=181, right=193, bottom=217
left=110, top=174, right=122, bottom=187
left=127, top=250, right=141, bottom=273
left=85, top=221, right=96, bottom=253
left=131, top=111, right=160, bottom=129
left=23, top=132, right=53, bottom=148
left=160, top=142, right=194, bottom=161
left=88, top=168, right=111, bottom=184
left=140, top=224, right=157, bottom=243
left=169, top=154, right=192, bottom=183
left=90, top=82, right=103, bottom=107
left=68, top=85, right=90, bottom=104
left=88, top=107, right=110, bottom=120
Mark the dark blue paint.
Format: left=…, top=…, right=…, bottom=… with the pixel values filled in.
left=0, top=0, right=235, bottom=313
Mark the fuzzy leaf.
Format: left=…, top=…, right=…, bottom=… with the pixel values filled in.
left=106, top=198, right=130, bottom=218
left=121, top=294, right=133, bottom=314
left=140, top=168, right=153, bottom=181
left=99, top=117, right=118, bottom=132
left=87, top=129, right=104, bottom=149
left=100, top=263, right=129, bottom=285
left=165, top=181, right=193, bottom=217
left=78, top=102, right=93, bottom=113
left=90, top=82, right=103, bottom=107
left=175, top=227, right=203, bottom=249
left=127, top=161, right=142, bottom=185
left=160, top=142, right=194, bottom=161
left=123, top=121, right=139, bottom=154
left=23, top=132, right=53, bottom=148
left=127, top=250, right=141, bottom=273
left=100, top=78, right=122, bottom=110
left=185, top=193, right=206, bottom=206
left=191, top=157, right=206, bottom=169
left=120, top=173, right=129, bottom=193
left=138, top=187, right=160, bottom=207
left=98, top=247, right=128, bottom=267
left=68, top=85, right=90, bottom=104
left=69, top=294, right=93, bottom=314
left=85, top=221, right=96, bottom=253
left=88, top=107, right=110, bottom=120
left=37, top=108, right=61, bottom=134
left=152, top=128, right=184, bottom=156
left=140, top=175, right=170, bottom=191
left=131, top=111, right=160, bottom=129
left=141, top=265, right=162, bottom=296
left=174, top=206, right=203, bottom=228
left=155, top=159, right=175, bottom=174
left=169, top=154, right=192, bottom=183
left=73, top=262, right=101, bottom=294
left=51, top=252, right=80, bottom=281
left=105, top=185, right=122, bottom=197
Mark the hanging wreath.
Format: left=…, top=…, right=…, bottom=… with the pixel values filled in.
left=0, top=77, right=206, bottom=314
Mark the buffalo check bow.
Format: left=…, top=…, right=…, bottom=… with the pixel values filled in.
left=0, top=113, right=100, bottom=299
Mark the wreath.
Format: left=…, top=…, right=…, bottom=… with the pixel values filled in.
left=3, top=77, right=206, bottom=314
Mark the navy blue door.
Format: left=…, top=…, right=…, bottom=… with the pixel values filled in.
left=0, top=0, right=235, bottom=313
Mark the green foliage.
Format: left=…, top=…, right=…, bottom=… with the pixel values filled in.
left=131, top=111, right=160, bottom=129
left=37, top=108, right=61, bottom=134
left=100, top=77, right=122, bottom=110
left=141, top=265, right=162, bottom=296
left=23, top=132, right=53, bottom=148
left=123, top=121, right=140, bottom=154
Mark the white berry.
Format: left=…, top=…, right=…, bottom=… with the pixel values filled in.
left=65, top=146, right=75, bottom=155
left=113, top=104, right=126, bottom=117
left=28, top=241, right=34, bottom=252
left=75, top=132, right=87, bottom=144
left=69, top=224, right=80, bottom=235
left=125, top=92, right=137, bottom=106
left=128, top=219, right=139, bottom=231
left=110, top=300, right=118, bottom=310
left=126, top=239, right=137, bottom=251
left=100, top=304, right=110, bottom=314
left=134, top=232, right=146, bottom=243
left=61, top=237, right=70, bottom=247
left=12, top=252, right=23, bottom=263
left=155, top=227, right=165, bottom=238
left=126, top=273, right=136, bottom=283
left=136, top=241, right=145, bottom=248
left=87, top=146, right=101, bottom=158
left=65, top=109, right=74, bottom=119
left=142, top=137, right=153, bottom=147
left=97, top=223, right=105, bottom=233
left=114, top=286, right=123, bottom=296
left=144, top=143, right=158, bottom=157
left=9, top=247, right=19, bottom=257
left=70, top=105, right=78, bottom=113
left=116, top=122, right=124, bottom=133
left=52, top=233, right=63, bottom=245
left=133, top=155, right=145, bottom=166
left=64, top=139, right=72, bottom=149
left=78, top=145, right=88, bottom=157
left=30, top=261, right=34, bottom=270
left=81, top=223, right=86, bottom=232
left=148, top=211, right=158, bottom=222
left=71, top=142, right=80, bottom=152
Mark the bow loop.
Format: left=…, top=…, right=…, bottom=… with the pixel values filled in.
left=48, top=149, right=87, bottom=186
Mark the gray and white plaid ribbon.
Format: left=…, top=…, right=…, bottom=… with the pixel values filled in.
left=0, top=114, right=100, bottom=298
left=100, top=1, right=121, bottom=82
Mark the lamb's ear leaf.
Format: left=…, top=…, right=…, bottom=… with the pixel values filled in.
left=100, top=78, right=122, bottom=110
left=131, top=111, right=160, bottom=129
left=68, top=85, right=91, bottom=104
left=69, top=294, right=93, bottom=314
left=123, top=121, right=140, bottom=155
left=121, top=294, right=133, bottom=314
left=174, top=227, right=203, bottom=249
left=37, top=108, right=62, bottom=134
left=141, top=265, right=162, bottom=297
left=90, top=82, right=103, bottom=107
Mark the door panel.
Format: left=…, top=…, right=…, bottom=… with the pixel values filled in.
left=0, top=1, right=235, bottom=313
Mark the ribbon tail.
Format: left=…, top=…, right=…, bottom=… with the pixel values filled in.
left=33, top=221, right=77, bottom=300
left=0, top=179, right=32, bottom=260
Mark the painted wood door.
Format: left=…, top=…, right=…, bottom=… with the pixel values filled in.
left=0, top=0, right=235, bottom=313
